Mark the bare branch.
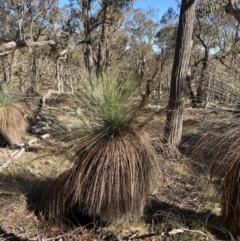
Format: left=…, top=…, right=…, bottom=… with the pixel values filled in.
left=225, top=0, right=240, bottom=23
left=0, top=40, right=55, bottom=52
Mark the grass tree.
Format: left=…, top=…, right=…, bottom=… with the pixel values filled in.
left=42, top=73, right=158, bottom=223
left=186, top=58, right=240, bottom=235
left=0, top=84, right=28, bottom=146
left=193, top=122, right=240, bottom=235
left=217, top=130, right=240, bottom=235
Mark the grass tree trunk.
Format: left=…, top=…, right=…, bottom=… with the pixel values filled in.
left=164, top=0, right=196, bottom=148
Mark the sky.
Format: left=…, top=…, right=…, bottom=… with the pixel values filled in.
left=58, top=0, right=179, bottom=17
left=133, top=0, right=178, bottom=15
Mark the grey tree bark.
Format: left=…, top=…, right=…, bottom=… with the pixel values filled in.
left=164, top=0, right=197, bottom=148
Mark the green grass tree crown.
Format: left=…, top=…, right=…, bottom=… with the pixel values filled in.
left=74, top=73, right=142, bottom=136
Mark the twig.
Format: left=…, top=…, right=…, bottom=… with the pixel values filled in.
left=11, top=134, right=50, bottom=159
left=162, top=229, right=184, bottom=236
left=161, top=227, right=208, bottom=237
left=128, top=231, right=140, bottom=240
left=0, top=159, right=12, bottom=171
left=180, top=227, right=208, bottom=236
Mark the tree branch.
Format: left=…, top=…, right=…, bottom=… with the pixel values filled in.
left=0, top=40, right=55, bottom=52
left=225, top=0, right=240, bottom=23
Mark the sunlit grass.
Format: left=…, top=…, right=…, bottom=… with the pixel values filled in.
left=0, top=83, right=16, bottom=106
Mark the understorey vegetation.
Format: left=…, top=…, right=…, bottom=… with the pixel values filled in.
left=1, top=0, right=240, bottom=240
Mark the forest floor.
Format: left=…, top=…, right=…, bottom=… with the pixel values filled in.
left=0, top=94, right=237, bottom=241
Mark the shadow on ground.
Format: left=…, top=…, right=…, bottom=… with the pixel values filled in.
left=0, top=172, right=234, bottom=240
left=144, top=197, right=233, bottom=240
left=0, top=228, right=28, bottom=241
left=0, top=172, right=96, bottom=229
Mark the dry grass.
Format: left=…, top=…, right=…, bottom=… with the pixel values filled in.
left=0, top=75, right=236, bottom=239
left=0, top=107, right=233, bottom=240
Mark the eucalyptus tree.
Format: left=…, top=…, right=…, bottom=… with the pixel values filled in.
left=164, top=0, right=197, bottom=148
left=124, top=8, right=159, bottom=78
left=214, top=16, right=240, bottom=70
left=67, top=0, right=134, bottom=76
left=192, top=0, right=219, bottom=105
left=219, top=0, right=240, bottom=71
left=0, top=0, right=59, bottom=93
left=154, top=7, right=178, bottom=98
left=189, top=0, right=240, bottom=105
left=122, top=7, right=171, bottom=107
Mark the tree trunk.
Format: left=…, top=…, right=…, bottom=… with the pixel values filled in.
left=196, top=49, right=209, bottom=105
left=194, top=33, right=211, bottom=106
left=56, top=49, right=68, bottom=94
left=164, top=0, right=196, bottom=148
left=139, top=54, right=161, bottom=109
left=96, top=1, right=108, bottom=77
left=186, top=67, right=196, bottom=105
left=82, top=0, right=94, bottom=75
left=6, top=50, right=18, bottom=85
left=1, top=58, right=8, bottom=83
left=157, top=49, right=167, bottom=100
left=32, top=48, right=40, bottom=93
